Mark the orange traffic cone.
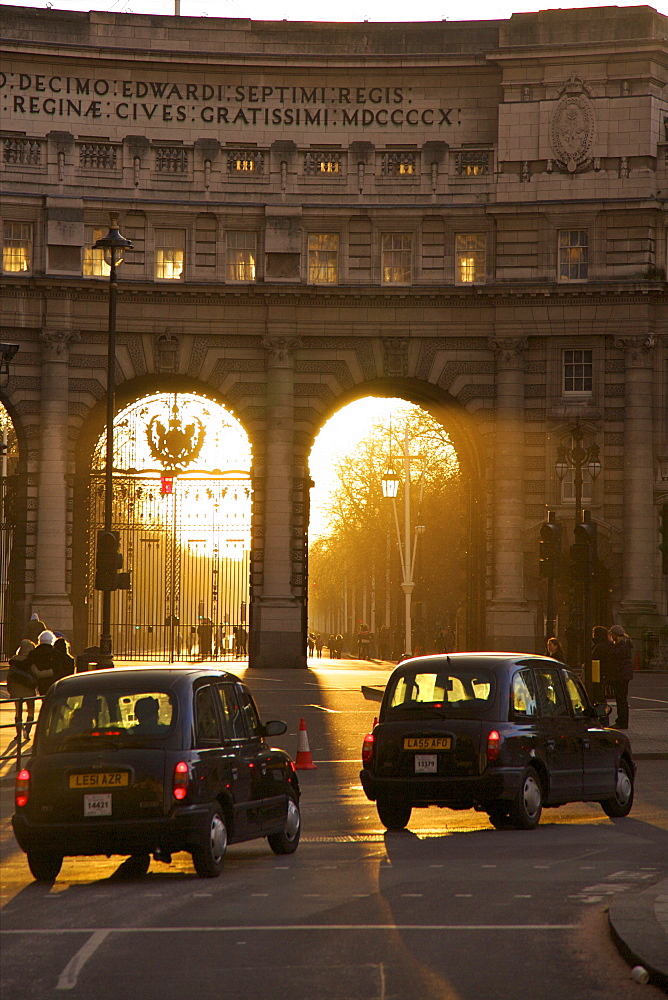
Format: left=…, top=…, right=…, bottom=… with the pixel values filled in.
left=295, top=717, right=317, bottom=770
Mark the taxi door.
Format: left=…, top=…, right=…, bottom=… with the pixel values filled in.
left=215, top=682, right=264, bottom=836
left=532, top=664, right=583, bottom=801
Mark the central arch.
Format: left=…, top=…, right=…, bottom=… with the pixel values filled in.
left=305, top=377, right=487, bottom=655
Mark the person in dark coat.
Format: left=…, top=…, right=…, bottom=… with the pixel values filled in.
left=22, top=630, right=59, bottom=696
left=7, top=639, right=37, bottom=740
left=591, top=625, right=615, bottom=701
left=546, top=637, right=566, bottom=662
left=25, top=612, right=46, bottom=643
left=608, top=625, right=634, bottom=729
left=53, top=636, right=75, bottom=680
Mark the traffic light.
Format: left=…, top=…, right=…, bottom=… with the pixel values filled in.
left=95, top=530, right=130, bottom=591
left=572, top=517, right=598, bottom=579
left=539, top=518, right=561, bottom=577
left=660, top=504, right=668, bottom=575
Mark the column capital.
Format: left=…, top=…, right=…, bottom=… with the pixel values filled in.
left=262, top=336, right=302, bottom=364
left=614, top=334, right=655, bottom=368
left=39, top=329, right=80, bottom=361
left=489, top=337, right=527, bottom=368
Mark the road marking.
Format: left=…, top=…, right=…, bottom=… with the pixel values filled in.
left=304, top=705, right=342, bottom=713
left=455, top=894, right=472, bottom=898
left=56, top=930, right=109, bottom=990
left=9, top=924, right=578, bottom=935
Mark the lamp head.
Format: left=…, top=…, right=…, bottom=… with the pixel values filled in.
left=381, top=472, right=400, bottom=499
left=92, top=214, right=134, bottom=267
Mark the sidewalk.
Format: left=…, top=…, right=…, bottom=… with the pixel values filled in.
left=0, top=660, right=666, bottom=988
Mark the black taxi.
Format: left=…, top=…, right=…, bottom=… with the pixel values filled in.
left=13, top=666, right=300, bottom=880
left=360, top=653, right=635, bottom=831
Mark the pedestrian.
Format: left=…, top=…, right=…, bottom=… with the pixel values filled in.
left=25, top=611, right=46, bottom=643
left=315, top=633, right=324, bottom=658
left=53, top=636, right=75, bottom=680
left=608, top=625, right=634, bottom=729
left=307, top=632, right=316, bottom=657
left=197, top=616, right=213, bottom=659
left=334, top=633, right=344, bottom=658
left=22, top=630, right=58, bottom=696
left=546, top=637, right=566, bottom=662
left=591, top=625, right=615, bottom=703
left=7, top=639, right=37, bottom=740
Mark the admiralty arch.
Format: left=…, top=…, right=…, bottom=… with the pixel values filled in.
left=0, top=5, right=666, bottom=668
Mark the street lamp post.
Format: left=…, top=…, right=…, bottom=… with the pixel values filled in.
left=382, top=427, right=425, bottom=659
left=555, top=422, right=601, bottom=680
left=92, top=216, right=133, bottom=667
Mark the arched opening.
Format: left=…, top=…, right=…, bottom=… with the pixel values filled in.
left=307, top=389, right=485, bottom=660
left=80, top=391, right=252, bottom=661
left=0, top=400, right=21, bottom=657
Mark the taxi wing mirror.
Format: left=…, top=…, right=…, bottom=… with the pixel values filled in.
left=263, top=720, right=287, bottom=737
left=594, top=702, right=611, bottom=720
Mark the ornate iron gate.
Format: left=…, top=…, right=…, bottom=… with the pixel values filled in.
left=87, top=473, right=250, bottom=661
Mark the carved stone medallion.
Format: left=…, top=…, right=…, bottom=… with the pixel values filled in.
left=550, top=76, right=595, bottom=174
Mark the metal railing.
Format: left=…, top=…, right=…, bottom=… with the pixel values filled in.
left=0, top=695, right=41, bottom=771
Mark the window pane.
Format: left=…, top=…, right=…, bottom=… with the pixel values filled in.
left=155, top=230, right=185, bottom=280
left=563, top=349, right=592, bottom=393
left=196, top=685, right=221, bottom=743
left=381, top=233, right=412, bottom=284
left=308, top=233, right=338, bottom=283
left=534, top=668, right=569, bottom=717
left=3, top=221, right=32, bottom=273
left=558, top=229, right=588, bottom=280
left=227, top=231, right=256, bottom=281
left=83, top=226, right=111, bottom=277
left=456, top=233, right=486, bottom=284
left=512, top=669, right=538, bottom=717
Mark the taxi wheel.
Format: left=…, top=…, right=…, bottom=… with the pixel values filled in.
left=27, top=850, right=63, bottom=882
left=509, top=767, right=543, bottom=830
left=377, top=797, right=412, bottom=831
left=192, top=806, right=227, bottom=878
left=601, top=759, right=634, bottom=818
left=268, top=791, right=301, bottom=855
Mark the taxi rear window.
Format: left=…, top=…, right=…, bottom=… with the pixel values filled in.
left=386, top=668, right=495, bottom=717
left=42, top=690, right=175, bottom=748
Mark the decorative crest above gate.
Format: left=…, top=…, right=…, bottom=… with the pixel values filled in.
left=146, top=404, right=205, bottom=473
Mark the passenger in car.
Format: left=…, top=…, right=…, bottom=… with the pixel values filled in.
left=132, top=697, right=168, bottom=735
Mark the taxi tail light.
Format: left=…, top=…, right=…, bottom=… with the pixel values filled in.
left=362, top=733, right=375, bottom=766
left=172, top=761, right=189, bottom=800
left=486, top=730, right=502, bottom=763
left=15, top=768, right=30, bottom=808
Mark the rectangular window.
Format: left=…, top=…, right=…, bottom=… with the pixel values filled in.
left=455, top=233, right=486, bottom=284
left=563, top=349, right=592, bottom=394
left=561, top=466, right=593, bottom=505
left=83, top=226, right=110, bottom=278
left=3, top=221, right=32, bottom=273
left=227, top=150, right=263, bottom=174
left=155, top=229, right=184, bottom=281
left=305, top=151, right=341, bottom=175
left=454, top=150, right=490, bottom=176
left=382, top=152, right=416, bottom=176
left=226, top=231, right=257, bottom=282
left=381, top=233, right=412, bottom=284
left=308, top=233, right=339, bottom=284
left=558, top=229, right=588, bottom=280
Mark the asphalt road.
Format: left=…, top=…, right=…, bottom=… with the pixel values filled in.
left=1, top=661, right=667, bottom=1000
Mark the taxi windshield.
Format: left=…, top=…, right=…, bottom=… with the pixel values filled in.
left=41, top=690, right=175, bottom=749
left=386, top=668, right=495, bottom=718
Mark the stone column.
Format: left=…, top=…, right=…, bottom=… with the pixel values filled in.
left=614, top=335, right=659, bottom=630
left=249, top=336, right=306, bottom=668
left=32, top=329, right=79, bottom=633
left=487, top=337, right=534, bottom=650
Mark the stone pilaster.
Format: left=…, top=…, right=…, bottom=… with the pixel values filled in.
left=32, top=329, right=79, bottom=633
left=249, top=336, right=306, bottom=668
left=487, top=337, right=534, bottom=651
left=614, top=335, right=660, bottom=632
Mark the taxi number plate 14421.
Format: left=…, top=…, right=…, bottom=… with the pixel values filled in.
left=84, top=793, right=112, bottom=817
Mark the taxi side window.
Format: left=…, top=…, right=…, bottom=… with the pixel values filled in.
left=534, top=667, right=570, bottom=717
left=511, top=669, right=537, bottom=717
left=195, top=684, right=221, bottom=744
left=237, top=686, right=262, bottom=738
left=216, top=683, right=247, bottom=740
left=564, top=672, right=589, bottom=718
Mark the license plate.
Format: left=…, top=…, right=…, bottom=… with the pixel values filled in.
left=403, top=737, right=451, bottom=751
left=84, top=793, right=112, bottom=817
left=70, top=772, right=129, bottom=789
left=415, top=754, right=437, bottom=773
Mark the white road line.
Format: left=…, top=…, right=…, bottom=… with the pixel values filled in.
left=56, top=930, right=109, bottom=990
left=9, top=924, right=577, bottom=934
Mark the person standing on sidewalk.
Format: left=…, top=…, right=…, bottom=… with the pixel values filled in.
left=7, top=639, right=37, bottom=740
left=591, top=625, right=615, bottom=706
left=608, top=625, right=634, bottom=729
left=25, top=612, right=46, bottom=643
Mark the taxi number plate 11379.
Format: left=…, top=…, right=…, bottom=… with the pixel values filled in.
left=403, top=737, right=451, bottom=750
